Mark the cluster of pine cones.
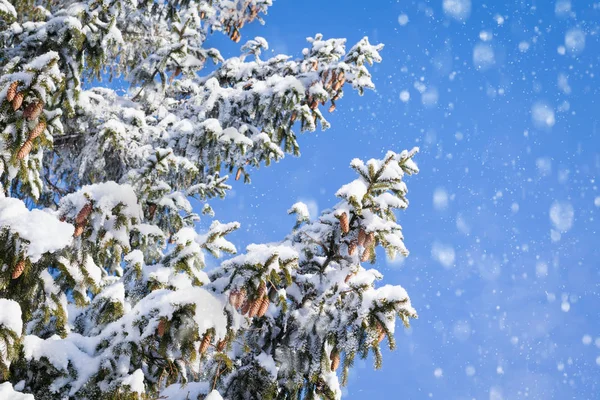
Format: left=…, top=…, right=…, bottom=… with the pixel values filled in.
left=229, top=281, right=270, bottom=318
left=337, top=211, right=375, bottom=262
left=5, top=81, right=46, bottom=160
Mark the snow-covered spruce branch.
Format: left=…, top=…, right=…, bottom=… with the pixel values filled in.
left=0, top=1, right=418, bottom=399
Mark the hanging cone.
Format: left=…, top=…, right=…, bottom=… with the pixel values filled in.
left=229, top=290, right=240, bottom=307
left=17, top=139, right=33, bottom=160
left=236, top=289, right=247, bottom=310
left=247, top=298, right=261, bottom=318
left=12, top=259, right=26, bottom=280
left=364, top=232, right=375, bottom=248
left=12, top=92, right=24, bottom=111
left=6, top=81, right=19, bottom=102
left=348, top=240, right=357, bottom=256
left=28, top=121, right=46, bottom=141
left=338, top=212, right=349, bottom=234
left=321, top=69, right=329, bottom=85
left=157, top=319, right=166, bottom=337
left=257, top=297, right=270, bottom=317
left=148, top=203, right=157, bottom=220
left=344, top=271, right=356, bottom=283
left=311, top=60, right=318, bottom=71
left=240, top=299, right=251, bottom=315
left=216, top=339, right=227, bottom=352
left=200, top=11, right=206, bottom=19
left=357, top=229, right=366, bottom=246
left=332, top=91, right=342, bottom=101
left=257, top=281, right=267, bottom=297
left=199, top=332, right=212, bottom=355
left=330, top=350, right=340, bottom=371
left=360, top=246, right=371, bottom=262
left=290, top=111, right=298, bottom=123
left=376, top=322, right=386, bottom=343
left=328, top=102, right=336, bottom=113
left=73, top=224, right=84, bottom=237
left=235, top=167, right=243, bottom=181
left=328, top=71, right=337, bottom=89
left=309, top=99, right=319, bottom=110
left=23, top=100, right=44, bottom=121
left=75, top=202, right=93, bottom=225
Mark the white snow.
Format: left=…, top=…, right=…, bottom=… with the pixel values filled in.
left=565, top=28, right=586, bottom=54
left=443, top=0, right=471, bottom=21
left=531, top=103, right=555, bottom=129
left=518, top=41, right=530, bottom=53
left=549, top=201, right=574, bottom=232
left=582, top=335, right=592, bottom=345
left=473, top=43, right=495, bottom=70
left=206, top=390, right=224, bottom=400
left=0, top=198, right=74, bottom=262
left=594, top=197, right=600, bottom=207
left=433, top=367, right=443, bottom=378
left=0, top=299, right=22, bottom=334
left=0, top=383, right=34, bottom=400
left=121, top=369, right=145, bottom=393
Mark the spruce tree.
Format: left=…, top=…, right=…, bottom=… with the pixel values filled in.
left=0, top=1, right=420, bottom=399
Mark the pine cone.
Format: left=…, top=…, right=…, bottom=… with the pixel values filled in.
left=73, top=224, right=85, bottom=237
left=328, top=102, right=336, bottom=113
left=332, top=91, right=342, bottom=101
left=333, top=80, right=343, bottom=92
left=376, top=322, right=386, bottom=343
left=309, top=99, right=319, bottom=110
left=17, top=139, right=33, bottom=160
left=348, top=240, right=357, bottom=256
left=200, top=11, right=206, bottom=19
left=240, top=299, right=251, bottom=315
left=6, top=81, right=19, bottom=102
left=257, top=297, right=270, bottom=317
left=258, top=281, right=267, bottom=297
left=23, top=100, right=44, bottom=121
left=216, top=339, right=227, bottom=352
left=236, top=288, right=247, bottom=310
left=28, top=121, right=46, bottom=141
left=321, top=69, right=329, bottom=85
left=344, top=271, right=356, bottom=283
left=248, top=298, right=261, bottom=318
left=199, top=332, right=212, bottom=355
left=148, top=203, right=157, bottom=220
left=364, top=232, right=375, bottom=248
left=157, top=319, right=166, bottom=337
left=360, top=246, right=371, bottom=262
left=229, top=290, right=239, bottom=307
left=357, top=229, right=366, bottom=246
left=12, top=259, right=25, bottom=279
left=235, top=167, right=243, bottom=181
left=339, top=212, right=349, bottom=234
left=330, top=350, right=340, bottom=371
left=290, top=111, right=298, bottom=123
left=75, top=203, right=93, bottom=225
left=12, top=92, right=24, bottom=111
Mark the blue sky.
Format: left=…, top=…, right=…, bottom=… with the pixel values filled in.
left=194, top=1, right=600, bottom=399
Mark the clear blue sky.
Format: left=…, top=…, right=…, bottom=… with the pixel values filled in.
left=195, top=1, right=599, bottom=398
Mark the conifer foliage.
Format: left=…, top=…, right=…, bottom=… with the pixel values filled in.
left=0, top=1, right=419, bottom=399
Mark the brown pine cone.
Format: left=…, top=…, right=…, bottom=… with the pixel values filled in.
left=290, top=111, right=298, bottom=123
left=360, top=246, right=371, bottom=262
left=12, top=259, right=25, bottom=279
left=75, top=203, right=93, bottom=225
left=376, top=322, right=386, bottom=343
left=148, top=203, right=157, bottom=220
left=330, top=350, right=340, bottom=371
left=23, top=100, right=44, bottom=121
left=344, top=272, right=356, bottom=283
left=257, top=281, right=267, bottom=297
left=328, top=102, right=336, bottom=113
left=348, top=240, right=357, bottom=256
left=257, top=297, right=270, bottom=317
left=240, top=299, right=251, bottom=315
left=28, top=121, right=46, bottom=141
left=6, top=81, right=19, bottom=102
left=216, top=339, right=227, bottom=352
left=199, top=332, right=212, bottom=355
left=235, top=167, right=243, bottom=181
left=12, top=92, right=24, bottom=111
left=17, top=139, right=33, bottom=160
left=229, top=290, right=240, bottom=308
left=309, top=99, right=319, bottom=110
left=357, top=229, right=366, bottom=246
left=73, top=224, right=85, bottom=237
left=248, top=299, right=261, bottom=318
left=339, top=212, right=349, bottom=234
left=157, top=319, right=166, bottom=337
left=364, top=232, right=375, bottom=248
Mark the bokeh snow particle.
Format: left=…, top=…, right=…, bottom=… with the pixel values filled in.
left=398, top=14, right=409, bottom=26
left=432, top=242, right=455, bottom=269
left=549, top=201, right=574, bottom=232
left=555, top=0, right=572, bottom=17
left=535, top=157, right=552, bottom=176
left=518, top=41, right=530, bottom=53
left=582, top=335, right=592, bottom=345
left=421, top=87, right=439, bottom=107
left=535, top=261, right=548, bottom=278
left=565, top=28, right=586, bottom=54
left=443, top=0, right=471, bottom=21
left=399, top=90, right=410, bottom=103
left=433, top=188, right=449, bottom=210
left=473, top=43, right=495, bottom=70
left=453, top=320, right=471, bottom=341
left=594, top=197, right=600, bottom=207
left=433, top=367, right=443, bottom=378
left=465, top=365, right=476, bottom=376
left=531, top=103, right=555, bottom=129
